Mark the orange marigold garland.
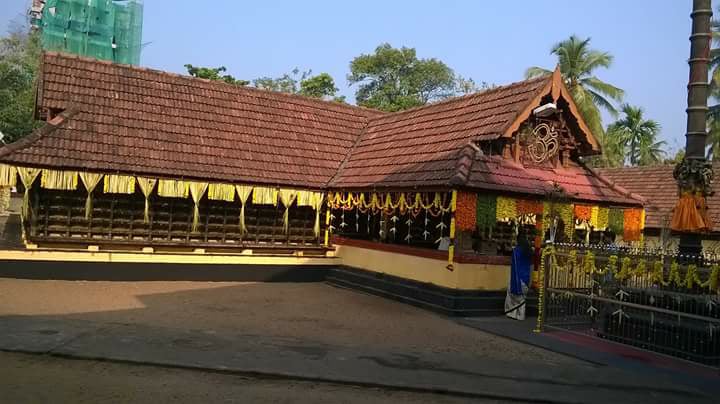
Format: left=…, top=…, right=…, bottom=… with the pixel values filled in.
left=623, top=208, right=643, bottom=241
left=516, top=199, right=543, bottom=215
left=574, top=205, right=592, bottom=221
left=455, top=191, right=477, bottom=231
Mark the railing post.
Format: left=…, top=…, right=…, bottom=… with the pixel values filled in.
left=534, top=241, right=553, bottom=333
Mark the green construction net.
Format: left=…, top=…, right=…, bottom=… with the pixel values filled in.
left=40, top=0, right=143, bottom=65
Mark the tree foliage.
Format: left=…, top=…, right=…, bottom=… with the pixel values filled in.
left=664, top=148, right=685, bottom=165
left=186, top=64, right=342, bottom=101
left=526, top=35, right=624, bottom=167
left=299, top=72, right=339, bottom=99
left=185, top=44, right=482, bottom=108
left=606, top=104, right=665, bottom=166
left=455, top=76, right=495, bottom=95
left=0, top=27, right=42, bottom=144
left=254, top=68, right=343, bottom=101
left=347, top=43, right=459, bottom=111
left=184, top=64, right=249, bottom=86
left=253, top=68, right=306, bottom=93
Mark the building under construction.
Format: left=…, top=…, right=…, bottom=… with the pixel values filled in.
left=30, top=0, right=143, bottom=65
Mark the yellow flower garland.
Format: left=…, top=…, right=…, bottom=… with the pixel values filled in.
left=650, top=260, right=664, bottom=284
left=617, top=257, right=632, bottom=281
left=534, top=245, right=555, bottom=333
left=664, top=261, right=683, bottom=287
left=549, top=249, right=720, bottom=292
left=496, top=196, right=517, bottom=221
left=583, top=251, right=596, bottom=274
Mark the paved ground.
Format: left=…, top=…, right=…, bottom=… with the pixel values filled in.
left=0, top=279, right=571, bottom=362
left=1, top=351, right=495, bottom=404
left=0, top=278, right=716, bottom=403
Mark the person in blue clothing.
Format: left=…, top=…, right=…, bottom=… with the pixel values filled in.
left=505, top=228, right=532, bottom=320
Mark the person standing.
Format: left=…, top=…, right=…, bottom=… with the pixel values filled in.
left=505, top=230, right=532, bottom=320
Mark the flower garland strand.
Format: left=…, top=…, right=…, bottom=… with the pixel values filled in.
left=534, top=245, right=555, bottom=333
left=623, top=208, right=643, bottom=241
left=574, top=205, right=592, bottom=221
left=583, top=251, right=596, bottom=274
left=608, top=208, right=624, bottom=235
left=476, top=194, right=497, bottom=234
left=455, top=191, right=477, bottom=232
left=552, top=249, right=720, bottom=292
left=517, top=199, right=544, bottom=215
left=558, top=204, right=574, bottom=240
left=596, top=207, right=609, bottom=230
left=617, top=257, right=633, bottom=281
left=496, top=196, right=517, bottom=222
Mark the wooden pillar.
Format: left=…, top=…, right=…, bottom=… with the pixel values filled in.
left=447, top=190, right=458, bottom=271
left=203, top=201, right=210, bottom=243
left=323, top=204, right=331, bottom=246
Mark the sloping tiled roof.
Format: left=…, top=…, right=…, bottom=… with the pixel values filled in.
left=0, top=52, right=642, bottom=206
left=0, top=52, right=383, bottom=189
left=599, top=164, right=720, bottom=231
left=466, top=156, right=644, bottom=205
left=330, top=76, right=550, bottom=188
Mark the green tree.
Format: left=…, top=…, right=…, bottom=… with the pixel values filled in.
left=299, top=72, right=339, bottom=99
left=254, top=69, right=343, bottom=101
left=0, top=27, right=42, bottom=143
left=706, top=114, right=720, bottom=159
left=347, top=43, right=457, bottom=111
left=598, top=127, right=626, bottom=168
left=253, top=68, right=305, bottom=93
left=526, top=35, right=624, bottom=165
left=664, top=148, right=685, bottom=164
left=607, top=104, right=665, bottom=166
left=186, top=64, right=342, bottom=101
left=455, top=76, right=495, bottom=95
left=184, top=64, right=249, bottom=85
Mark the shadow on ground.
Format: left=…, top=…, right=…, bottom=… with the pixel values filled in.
left=0, top=277, right=717, bottom=403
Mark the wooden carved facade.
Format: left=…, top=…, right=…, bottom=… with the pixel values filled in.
left=24, top=183, right=325, bottom=251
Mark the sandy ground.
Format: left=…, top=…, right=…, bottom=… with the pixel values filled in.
left=0, top=351, right=503, bottom=404
left=0, top=278, right=574, bottom=363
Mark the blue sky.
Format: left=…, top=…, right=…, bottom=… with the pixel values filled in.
left=1, top=1, right=708, bottom=154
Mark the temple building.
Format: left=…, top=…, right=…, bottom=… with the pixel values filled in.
left=600, top=164, right=720, bottom=254
left=0, top=52, right=646, bottom=312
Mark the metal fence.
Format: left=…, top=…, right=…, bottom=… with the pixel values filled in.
left=536, top=243, right=720, bottom=368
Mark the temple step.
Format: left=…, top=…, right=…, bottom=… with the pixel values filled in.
left=326, top=266, right=536, bottom=317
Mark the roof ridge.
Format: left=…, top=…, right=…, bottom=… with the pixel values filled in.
left=327, top=121, right=369, bottom=188
left=577, top=159, right=647, bottom=204
left=366, top=74, right=552, bottom=124
left=449, top=142, right=481, bottom=186
left=597, top=164, right=675, bottom=172
left=43, top=51, right=386, bottom=118
left=0, top=107, right=79, bottom=159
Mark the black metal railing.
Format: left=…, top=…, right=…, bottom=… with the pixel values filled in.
left=537, top=243, right=720, bottom=368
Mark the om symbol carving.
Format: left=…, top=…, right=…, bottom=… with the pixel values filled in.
left=526, top=123, right=559, bottom=164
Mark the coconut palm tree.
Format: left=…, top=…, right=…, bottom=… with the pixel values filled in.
left=607, top=104, right=665, bottom=166
left=526, top=35, right=624, bottom=166
left=598, top=127, right=626, bottom=168
left=706, top=10, right=720, bottom=159
left=706, top=114, right=720, bottom=159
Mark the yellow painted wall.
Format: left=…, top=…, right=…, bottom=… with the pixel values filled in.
left=334, top=244, right=509, bottom=291
left=0, top=249, right=339, bottom=266
left=0, top=241, right=508, bottom=291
